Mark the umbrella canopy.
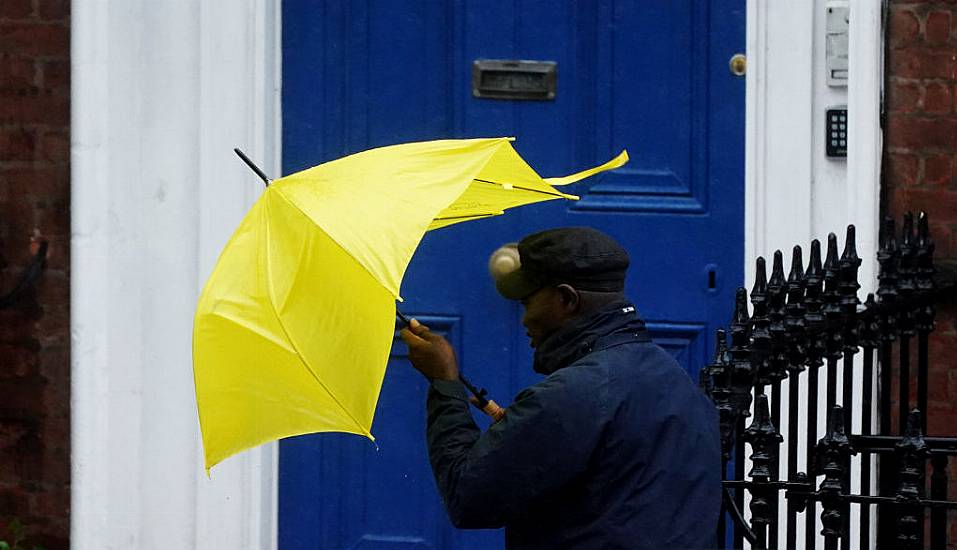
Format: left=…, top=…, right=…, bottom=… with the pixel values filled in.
left=193, top=137, right=628, bottom=471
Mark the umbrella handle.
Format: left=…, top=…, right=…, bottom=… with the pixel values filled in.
left=397, top=310, right=504, bottom=421
left=474, top=398, right=506, bottom=423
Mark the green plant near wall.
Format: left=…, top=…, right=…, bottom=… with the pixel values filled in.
left=0, top=519, right=45, bottom=550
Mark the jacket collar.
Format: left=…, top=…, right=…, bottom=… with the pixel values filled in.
left=532, top=301, right=649, bottom=375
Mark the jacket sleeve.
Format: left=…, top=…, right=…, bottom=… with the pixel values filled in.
left=425, top=372, right=602, bottom=529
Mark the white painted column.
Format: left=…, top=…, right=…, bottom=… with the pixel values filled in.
left=746, top=0, right=883, bottom=548
left=71, top=1, right=281, bottom=548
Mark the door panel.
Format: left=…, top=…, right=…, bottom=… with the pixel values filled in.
left=280, top=1, right=744, bottom=548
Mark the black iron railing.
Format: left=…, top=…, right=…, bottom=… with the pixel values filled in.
left=700, top=212, right=957, bottom=549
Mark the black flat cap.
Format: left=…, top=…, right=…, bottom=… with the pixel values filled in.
left=495, top=227, right=630, bottom=300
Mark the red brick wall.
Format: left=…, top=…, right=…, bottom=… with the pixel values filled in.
left=885, top=1, right=957, bottom=546
left=886, top=1, right=957, bottom=426
left=0, top=0, right=70, bottom=548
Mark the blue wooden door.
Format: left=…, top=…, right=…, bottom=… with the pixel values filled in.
left=279, top=1, right=744, bottom=548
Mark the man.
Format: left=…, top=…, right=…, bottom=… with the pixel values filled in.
left=400, top=227, right=721, bottom=549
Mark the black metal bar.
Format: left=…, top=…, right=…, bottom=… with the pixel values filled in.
left=767, top=380, right=780, bottom=549
left=806, top=363, right=820, bottom=550
left=771, top=246, right=807, bottom=548
left=917, top=330, right=928, bottom=430
left=778, top=246, right=806, bottom=550
left=860, top=347, right=874, bottom=550
left=724, top=486, right=759, bottom=546
left=779, top=490, right=957, bottom=509
left=744, top=394, right=782, bottom=549
left=859, top=294, right=880, bottom=550
left=879, top=342, right=893, bottom=438
left=718, top=463, right=728, bottom=549
left=825, top=359, right=837, bottom=414
left=803, top=239, right=825, bottom=550
left=234, top=147, right=272, bottom=186
left=816, top=405, right=853, bottom=549
left=734, top=416, right=746, bottom=549
left=786, top=377, right=800, bottom=548
left=876, top=217, right=899, bottom=550
left=898, top=337, right=911, bottom=435
left=929, top=453, right=947, bottom=550
left=898, top=214, right=917, bottom=439
left=895, top=410, right=929, bottom=550
left=848, top=434, right=957, bottom=453
left=728, top=287, right=753, bottom=549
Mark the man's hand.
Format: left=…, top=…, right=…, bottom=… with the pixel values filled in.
left=399, top=318, right=459, bottom=381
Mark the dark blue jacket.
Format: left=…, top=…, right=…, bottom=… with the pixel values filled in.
left=426, top=302, right=721, bottom=549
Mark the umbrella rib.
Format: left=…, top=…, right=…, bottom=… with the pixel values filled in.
left=432, top=213, right=498, bottom=222
left=267, top=285, right=374, bottom=440
left=261, top=199, right=374, bottom=440
left=472, top=178, right=565, bottom=197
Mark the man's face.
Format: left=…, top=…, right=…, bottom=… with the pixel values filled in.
left=520, top=286, right=571, bottom=348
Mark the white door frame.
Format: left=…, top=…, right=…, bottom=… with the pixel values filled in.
left=71, top=1, right=281, bottom=548
left=745, top=1, right=883, bottom=548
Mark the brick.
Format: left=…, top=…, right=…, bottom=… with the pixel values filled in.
left=0, top=89, right=68, bottom=126
left=0, top=0, right=34, bottom=19
left=924, top=82, right=954, bottom=114
left=889, top=47, right=957, bottom=79
left=0, top=126, right=35, bottom=161
left=935, top=310, right=957, bottom=334
left=886, top=115, right=957, bottom=150
left=924, top=153, right=954, bottom=187
left=37, top=0, right=69, bottom=21
left=0, top=486, right=29, bottom=518
left=38, top=234, right=68, bottom=270
left=0, top=376, right=47, bottom=420
left=33, top=271, right=67, bottom=308
left=892, top=187, right=957, bottom=223
left=927, top=406, right=957, bottom=434
left=889, top=79, right=922, bottom=112
left=0, top=166, right=69, bottom=200
left=0, top=23, right=69, bottom=57
left=0, top=344, right=40, bottom=378
left=34, top=200, right=69, bottom=241
left=925, top=10, right=952, bottom=46
left=40, top=59, right=68, bottom=92
left=886, top=152, right=920, bottom=187
left=0, top=309, right=40, bottom=345
left=37, top=130, right=67, bottom=163
left=889, top=9, right=921, bottom=48
left=0, top=54, right=36, bottom=89
left=926, top=220, right=956, bottom=258
left=0, top=421, right=30, bottom=452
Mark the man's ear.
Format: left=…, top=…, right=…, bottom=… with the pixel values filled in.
left=555, top=284, right=581, bottom=313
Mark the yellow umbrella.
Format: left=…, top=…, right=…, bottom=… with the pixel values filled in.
left=193, top=137, right=628, bottom=471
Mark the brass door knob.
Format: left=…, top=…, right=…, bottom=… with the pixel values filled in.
left=488, top=243, right=520, bottom=282
left=729, top=54, right=747, bottom=77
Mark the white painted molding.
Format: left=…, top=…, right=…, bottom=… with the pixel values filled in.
left=847, top=0, right=883, bottom=297
left=745, top=1, right=883, bottom=549
left=71, top=1, right=281, bottom=548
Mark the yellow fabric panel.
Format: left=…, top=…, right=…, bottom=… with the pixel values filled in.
left=263, top=190, right=395, bottom=434
left=473, top=141, right=571, bottom=196
left=272, top=138, right=509, bottom=298
left=193, top=189, right=395, bottom=471
left=543, top=150, right=630, bottom=186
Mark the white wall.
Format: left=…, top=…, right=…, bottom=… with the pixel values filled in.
left=746, top=0, right=883, bottom=548
left=70, top=1, right=281, bottom=548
